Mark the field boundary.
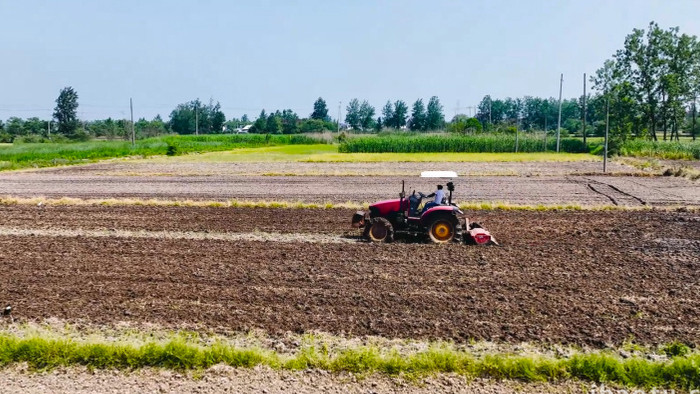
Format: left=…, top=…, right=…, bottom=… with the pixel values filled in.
left=0, top=329, right=698, bottom=390
left=0, top=196, right=696, bottom=212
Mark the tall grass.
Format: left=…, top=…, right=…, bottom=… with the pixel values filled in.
left=338, top=134, right=590, bottom=153
left=0, top=134, right=325, bottom=171
left=619, top=139, right=700, bottom=160
left=0, top=334, right=699, bottom=389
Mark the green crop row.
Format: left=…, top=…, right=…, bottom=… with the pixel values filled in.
left=0, top=134, right=326, bottom=171
left=338, top=134, right=590, bottom=153
left=619, top=139, right=700, bottom=160
left=1, top=334, right=700, bottom=389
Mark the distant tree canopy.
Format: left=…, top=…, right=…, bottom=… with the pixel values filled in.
left=169, top=99, right=226, bottom=134
left=53, top=87, right=81, bottom=139
left=4, top=22, right=697, bottom=144
left=311, top=97, right=329, bottom=121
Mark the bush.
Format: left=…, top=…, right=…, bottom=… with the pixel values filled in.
left=166, top=144, right=178, bottom=156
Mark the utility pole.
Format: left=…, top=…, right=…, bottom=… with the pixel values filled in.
left=582, top=73, right=587, bottom=145
left=195, top=104, right=199, bottom=135
left=543, top=102, right=548, bottom=151
left=515, top=118, right=520, bottom=153
left=556, top=73, right=563, bottom=153
left=130, top=98, right=135, bottom=146
left=337, top=101, right=341, bottom=133
left=47, top=120, right=51, bottom=140
left=604, top=97, right=610, bottom=173
left=488, top=97, right=492, bottom=126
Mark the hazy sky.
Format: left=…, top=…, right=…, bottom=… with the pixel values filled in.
left=1, top=0, right=698, bottom=121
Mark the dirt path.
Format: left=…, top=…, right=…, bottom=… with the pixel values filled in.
left=1, top=172, right=696, bottom=206
left=0, top=366, right=585, bottom=394
left=1, top=207, right=698, bottom=346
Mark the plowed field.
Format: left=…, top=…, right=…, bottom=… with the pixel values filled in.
left=1, top=205, right=699, bottom=346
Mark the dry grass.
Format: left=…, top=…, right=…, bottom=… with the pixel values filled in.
left=0, top=196, right=693, bottom=212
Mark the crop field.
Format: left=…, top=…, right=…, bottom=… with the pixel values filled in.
left=1, top=147, right=699, bottom=392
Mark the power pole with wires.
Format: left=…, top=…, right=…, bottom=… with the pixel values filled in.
left=556, top=73, right=563, bottom=153
left=195, top=104, right=199, bottom=135
left=130, top=98, right=135, bottom=146
left=337, top=101, right=341, bottom=133
left=582, top=73, right=587, bottom=145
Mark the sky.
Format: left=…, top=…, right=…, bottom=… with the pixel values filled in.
left=1, top=0, right=699, bottom=122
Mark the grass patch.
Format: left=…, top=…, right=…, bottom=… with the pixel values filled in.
left=0, top=332, right=699, bottom=389
left=302, top=151, right=598, bottom=163
left=0, top=196, right=690, bottom=212
left=140, top=145, right=598, bottom=164
left=339, top=134, right=591, bottom=154
left=0, top=134, right=327, bottom=171
left=619, top=139, right=700, bottom=160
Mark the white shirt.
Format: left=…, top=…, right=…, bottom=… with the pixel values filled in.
left=434, top=189, right=445, bottom=204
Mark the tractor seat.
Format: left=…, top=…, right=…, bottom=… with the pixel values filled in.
left=408, top=195, right=421, bottom=217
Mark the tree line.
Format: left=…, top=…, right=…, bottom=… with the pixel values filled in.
left=1, top=21, right=697, bottom=144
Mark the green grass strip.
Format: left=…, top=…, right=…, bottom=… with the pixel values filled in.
left=0, top=134, right=327, bottom=171
left=1, top=335, right=700, bottom=389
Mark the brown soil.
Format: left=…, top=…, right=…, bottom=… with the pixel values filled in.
left=0, top=172, right=698, bottom=206
left=0, top=366, right=586, bottom=394
left=1, top=206, right=699, bottom=346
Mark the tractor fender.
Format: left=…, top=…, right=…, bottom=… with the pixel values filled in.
left=420, top=206, right=459, bottom=225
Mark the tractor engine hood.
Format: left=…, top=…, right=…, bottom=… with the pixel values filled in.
left=368, top=199, right=408, bottom=217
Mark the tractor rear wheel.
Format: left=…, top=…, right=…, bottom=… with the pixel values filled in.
left=364, top=217, right=394, bottom=243
left=428, top=216, right=458, bottom=243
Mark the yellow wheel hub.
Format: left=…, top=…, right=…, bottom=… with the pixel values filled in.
left=432, top=222, right=453, bottom=241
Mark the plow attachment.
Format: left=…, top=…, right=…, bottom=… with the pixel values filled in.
left=463, top=220, right=499, bottom=246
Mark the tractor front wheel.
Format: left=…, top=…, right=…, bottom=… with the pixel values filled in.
left=428, top=217, right=458, bottom=243
left=364, top=217, right=394, bottom=243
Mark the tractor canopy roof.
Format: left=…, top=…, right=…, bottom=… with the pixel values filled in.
left=420, top=171, right=458, bottom=178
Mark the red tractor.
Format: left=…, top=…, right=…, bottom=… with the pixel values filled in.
left=351, top=176, right=497, bottom=245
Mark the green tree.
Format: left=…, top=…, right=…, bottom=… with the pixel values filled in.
left=281, top=109, right=299, bottom=134
left=425, top=96, right=445, bottom=130
left=311, top=97, right=329, bottom=121
left=408, top=98, right=427, bottom=131
left=392, top=100, right=408, bottom=129
left=266, top=112, right=282, bottom=134
left=211, top=102, right=226, bottom=133
left=345, top=98, right=361, bottom=130
left=251, top=109, right=267, bottom=133
left=53, top=86, right=80, bottom=138
left=381, top=101, right=394, bottom=129
left=359, top=100, right=375, bottom=130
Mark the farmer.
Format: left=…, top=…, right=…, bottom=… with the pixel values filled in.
left=423, top=184, right=445, bottom=212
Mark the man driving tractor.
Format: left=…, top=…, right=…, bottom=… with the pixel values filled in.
left=422, top=184, right=445, bottom=212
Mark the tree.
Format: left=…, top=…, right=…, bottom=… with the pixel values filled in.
left=53, top=87, right=80, bottom=138
left=168, top=99, right=225, bottom=134
left=425, top=96, right=445, bottom=130
left=251, top=109, right=267, bottom=133
left=359, top=101, right=375, bottom=130
left=311, top=97, right=329, bottom=121
left=281, top=109, right=299, bottom=134
left=210, top=101, right=226, bottom=133
left=241, top=114, right=250, bottom=124
left=392, top=100, right=408, bottom=129
left=381, top=101, right=394, bottom=129
left=265, top=112, right=282, bottom=134
left=345, top=98, right=361, bottom=130
left=408, top=99, right=427, bottom=131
